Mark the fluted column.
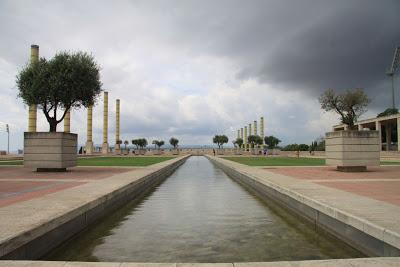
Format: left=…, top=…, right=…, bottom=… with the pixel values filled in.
left=63, top=109, right=70, bottom=133
left=254, top=120, right=257, bottom=136
left=240, top=128, right=244, bottom=148
left=85, top=106, right=94, bottom=154
left=244, top=126, right=248, bottom=150
left=102, top=91, right=109, bottom=154
left=237, top=130, right=240, bottom=139
left=260, top=116, right=265, bottom=144
left=115, top=99, right=121, bottom=154
left=28, top=45, right=39, bottom=132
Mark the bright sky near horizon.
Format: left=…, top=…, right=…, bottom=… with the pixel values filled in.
left=0, top=0, right=399, bottom=151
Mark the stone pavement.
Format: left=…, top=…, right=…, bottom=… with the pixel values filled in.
left=0, top=167, right=133, bottom=208
left=209, top=156, right=400, bottom=256
left=0, top=257, right=400, bottom=266
left=266, top=166, right=400, bottom=206
left=0, top=156, right=188, bottom=259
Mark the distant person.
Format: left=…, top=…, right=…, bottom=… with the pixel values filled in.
left=213, top=149, right=216, bottom=156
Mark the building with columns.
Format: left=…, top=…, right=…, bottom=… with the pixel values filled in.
left=333, top=113, right=400, bottom=151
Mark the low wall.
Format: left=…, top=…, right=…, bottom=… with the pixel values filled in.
left=206, top=155, right=400, bottom=257
left=1, top=155, right=189, bottom=260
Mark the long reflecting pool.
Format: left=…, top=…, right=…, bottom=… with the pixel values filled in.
left=45, top=156, right=363, bottom=262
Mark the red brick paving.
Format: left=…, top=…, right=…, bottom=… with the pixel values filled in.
left=267, top=166, right=400, bottom=207
left=0, top=181, right=85, bottom=208
left=0, top=166, right=134, bottom=208
left=267, top=166, right=400, bottom=180
left=0, top=166, right=133, bottom=180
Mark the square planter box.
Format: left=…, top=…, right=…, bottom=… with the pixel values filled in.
left=325, top=130, right=380, bottom=171
left=24, top=132, right=77, bottom=171
left=172, top=149, right=179, bottom=155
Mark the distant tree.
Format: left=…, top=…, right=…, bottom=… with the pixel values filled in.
left=319, top=88, right=370, bottom=130
left=154, top=140, right=165, bottom=149
left=169, top=137, right=179, bottom=149
left=377, top=108, right=399, bottom=118
left=124, top=140, right=129, bottom=150
left=16, top=51, right=102, bottom=132
left=138, top=138, right=148, bottom=149
left=247, top=135, right=263, bottom=148
left=213, top=135, right=229, bottom=149
left=264, top=136, right=281, bottom=149
left=282, top=143, right=309, bottom=151
left=234, top=137, right=243, bottom=148
left=131, top=139, right=139, bottom=149
left=116, top=140, right=122, bottom=145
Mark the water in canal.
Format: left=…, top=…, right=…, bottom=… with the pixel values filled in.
left=45, top=156, right=363, bottom=262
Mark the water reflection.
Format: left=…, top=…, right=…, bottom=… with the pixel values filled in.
left=46, top=156, right=363, bottom=262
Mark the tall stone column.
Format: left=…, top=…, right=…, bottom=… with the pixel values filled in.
left=397, top=117, right=400, bottom=151
left=85, top=106, right=94, bottom=154
left=244, top=126, right=248, bottom=150
left=248, top=123, right=252, bottom=136
left=237, top=130, right=240, bottom=139
left=28, top=45, right=39, bottom=132
left=254, top=120, right=257, bottom=135
left=376, top=121, right=382, bottom=151
left=102, top=91, right=109, bottom=154
left=63, top=109, right=70, bottom=133
left=386, top=123, right=391, bottom=151
left=240, top=128, right=244, bottom=148
left=260, top=116, right=265, bottom=144
left=115, top=99, right=121, bottom=154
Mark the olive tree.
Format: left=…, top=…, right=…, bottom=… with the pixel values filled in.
left=234, top=137, right=243, bottom=148
left=319, top=88, right=370, bottom=130
left=17, top=52, right=102, bottom=132
left=248, top=135, right=263, bottom=148
left=212, top=135, right=229, bottom=149
left=264, top=136, right=281, bottom=149
left=169, top=137, right=179, bottom=149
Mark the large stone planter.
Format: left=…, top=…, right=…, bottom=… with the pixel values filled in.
left=217, top=148, right=224, bottom=155
left=24, top=132, right=77, bottom=171
left=172, top=149, right=179, bottom=155
left=325, top=130, right=380, bottom=171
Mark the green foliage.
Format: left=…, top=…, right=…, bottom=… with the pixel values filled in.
left=247, top=135, right=263, bottom=147
left=132, top=138, right=147, bottom=149
left=234, top=137, right=243, bottom=148
left=319, top=88, right=370, bottom=129
left=116, top=140, right=122, bottom=145
left=281, top=143, right=309, bottom=151
left=310, top=137, right=325, bottom=151
left=16, top=51, right=102, bottom=132
left=169, top=137, right=179, bottom=148
left=264, top=136, right=281, bottom=149
left=377, top=108, right=399, bottom=118
left=212, top=134, right=229, bottom=148
left=152, top=140, right=165, bottom=149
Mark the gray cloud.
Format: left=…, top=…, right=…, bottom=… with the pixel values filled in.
left=0, top=0, right=399, bottom=150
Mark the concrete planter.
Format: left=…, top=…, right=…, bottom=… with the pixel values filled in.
left=24, top=132, right=77, bottom=171
left=325, top=130, right=380, bottom=171
left=217, top=148, right=225, bottom=155
left=234, top=148, right=242, bottom=155
left=153, top=150, right=161, bottom=155
left=172, top=149, right=179, bottom=155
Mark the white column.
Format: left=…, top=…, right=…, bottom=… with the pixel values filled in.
left=376, top=120, right=382, bottom=151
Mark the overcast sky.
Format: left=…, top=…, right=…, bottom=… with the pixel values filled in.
left=0, top=0, right=399, bottom=150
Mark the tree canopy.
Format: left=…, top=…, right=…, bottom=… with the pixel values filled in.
left=17, top=51, right=102, bottom=132
left=247, top=135, right=263, bottom=147
left=132, top=138, right=147, bottom=149
left=264, top=135, right=281, bottom=149
left=213, top=135, right=229, bottom=148
left=169, top=137, right=179, bottom=148
left=152, top=140, right=165, bottom=149
left=319, top=88, right=370, bottom=129
left=234, top=137, right=243, bottom=148
left=377, top=108, right=399, bottom=118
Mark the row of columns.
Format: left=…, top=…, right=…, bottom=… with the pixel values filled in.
left=236, top=116, right=265, bottom=150
left=27, top=44, right=121, bottom=155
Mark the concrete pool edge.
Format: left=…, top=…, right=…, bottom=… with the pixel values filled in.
left=0, top=257, right=400, bottom=266
left=0, top=155, right=190, bottom=260
left=206, top=155, right=400, bottom=257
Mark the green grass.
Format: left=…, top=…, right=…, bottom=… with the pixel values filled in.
left=381, top=161, right=400, bottom=165
left=0, top=160, right=23, bottom=165
left=77, top=156, right=174, bottom=166
left=222, top=157, right=326, bottom=166
left=0, top=157, right=174, bottom=167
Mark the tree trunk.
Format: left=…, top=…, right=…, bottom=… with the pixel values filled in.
left=49, top=119, right=58, bottom=132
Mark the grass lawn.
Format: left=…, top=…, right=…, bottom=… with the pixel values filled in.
left=222, top=157, right=326, bottom=166
left=0, top=157, right=175, bottom=167
left=0, top=160, right=23, bottom=165
left=381, top=161, right=400, bottom=165
left=77, top=156, right=175, bottom=166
